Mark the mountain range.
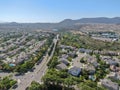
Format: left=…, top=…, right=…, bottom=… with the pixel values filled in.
left=0, top=17, right=120, bottom=31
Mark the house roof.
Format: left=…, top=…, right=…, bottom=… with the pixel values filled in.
left=56, top=63, right=67, bottom=70
left=79, top=48, right=92, bottom=53
left=68, top=66, right=81, bottom=76
left=59, top=58, right=69, bottom=65
left=100, top=79, right=119, bottom=90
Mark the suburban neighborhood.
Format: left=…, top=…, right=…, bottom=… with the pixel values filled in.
left=0, top=0, right=120, bottom=89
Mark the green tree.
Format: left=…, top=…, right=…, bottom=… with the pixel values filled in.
left=27, top=81, right=45, bottom=90
left=0, top=76, right=17, bottom=90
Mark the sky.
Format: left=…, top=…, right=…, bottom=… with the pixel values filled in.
left=0, top=0, right=120, bottom=22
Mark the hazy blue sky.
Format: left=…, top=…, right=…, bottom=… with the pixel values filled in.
left=0, top=0, right=119, bottom=22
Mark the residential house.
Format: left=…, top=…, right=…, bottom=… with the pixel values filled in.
left=56, top=63, right=67, bottom=70
left=108, top=72, right=120, bottom=80
left=101, top=56, right=118, bottom=65
left=68, top=66, right=81, bottom=77
left=79, top=48, right=92, bottom=54
left=59, top=54, right=68, bottom=59
left=100, top=79, right=119, bottom=90
left=68, top=51, right=77, bottom=58
left=58, top=58, right=69, bottom=66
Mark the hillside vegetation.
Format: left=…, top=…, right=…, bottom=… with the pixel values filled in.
left=61, top=32, right=120, bottom=51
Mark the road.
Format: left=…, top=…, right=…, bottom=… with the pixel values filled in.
left=34, top=35, right=58, bottom=83
left=0, top=34, right=59, bottom=90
